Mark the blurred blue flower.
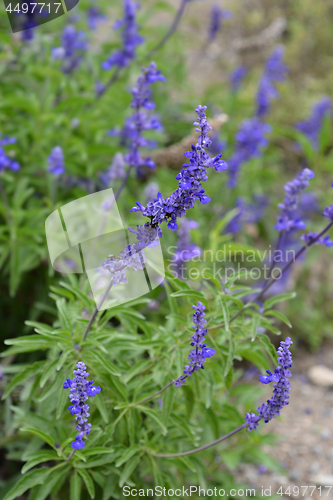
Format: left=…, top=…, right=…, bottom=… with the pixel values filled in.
left=0, top=135, right=19, bottom=172
left=102, top=0, right=144, bottom=71
left=229, top=66, right=247, bottom=92
left=52, top=25, right=87, bottom=74
left=208, top=4, right=233, bottom=42
left=47, top=146, right=65, bottom=175
left=228, top=117, right=271, bottom=188
left=256, top=45, right=289, bottom=117
left=294, top=97, right=332, bottom=150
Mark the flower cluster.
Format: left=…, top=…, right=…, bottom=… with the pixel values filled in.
left=52, top=25, right=87, bottom=74
left=100, top=153, right=126, bottom=186
left=118, top=62, right=165, bottom=175
left=323, top=204, right=333, bottom=222
left=47, top=146, right=65, bottom=175
left=101, top=243, right=146, bottom=285
left=173, top=218, right=202, bottom=277
left=174, top=302, right=215, bottom=387
left=87, top=4, right=105, bottom=30
left=295, top=97, right=331, bottom=149
left=245, top=337, right=293, bottom=431
left=301, top=232, right=333, bottom=248
left=208, top=4, right=233, bottom=41
left=275, top=168, right=315, bottom=232
left=131, top=105, right=228, bottom=244
left=63, top=362, right=101, bottom=449
left=0, top=135, right=19, bottom=172
left=102, top=0, right=143, bottom=71
left=256, top=46, right=289, bottom=117
left=227, top=117, right=271, bottom=187
left=229, top=66, right=247, bottom=92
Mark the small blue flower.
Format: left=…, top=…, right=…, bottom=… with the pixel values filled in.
left=208, top=4, right=233, bottom=42
left=102, top=0, right=143, bottom=71
left=52, top=25, right=87, bottom=74
left=47, top=146, right=65, bottom=175
left=229, top=66, right=247, bottom=92
left=323, top=204, right=333, bottom=222
left=245, top=337, right=293, bottom=431
left=174, top=302, right=215, bottom=387
left=275, top=168, right=315, bottom=232
left=256, top=45, right=289, bottom=117
left=295, top=97, right=331, bottom=150
left=63, top=361, right=101, bottom=449
left=0, top=135, right=19, bottom=172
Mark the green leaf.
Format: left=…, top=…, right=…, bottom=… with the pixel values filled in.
left=57, top=371, right=70, bottom=419
left=87, top=351, right=121, bottom=377
left=162, top=385, right=174, bottom=425
left=122, top=359, right=152, bottom=385
left=223, top=336, right=235, bottom=377
left=119, top=455, right=141, bottom=488
left=82, top=447, right=114, bottom=457
left=264, top=310, right=292, bottom=328
left=136, top=406, right=167, bottom=435
left=171, top=414, right=196, bottom=445
left=264, top=292, right=296, bottom=309
left=2, top=361, right=44, bottom=399
left=21, top=450, right=60, bottom=474
left=78, top=469, right=95, bottom=499
left=34, top=466, right=70, bottom=500
left=219, top=296, right=230, bottom=332
left=95, top=393, right=109, bottom=424
left=56, top=299, right=72, bottom=331
left=257, top=335, right=278, bottom=365
left=20, top=427, right=56, bottom=450
left=57, top=349, right=71, bottom=371
left=39, top=359, right=58, bottom=388
left=115, top=445, right=140, bottom=467
left=170, top=290, right=206, bottom=303
left=251, top=314, right=260, bottom=341
left=74, top=454, right=115, bottom=469
left=70, top=471, right=82, bottom=500
left=3, top=468, right=51, bottom=500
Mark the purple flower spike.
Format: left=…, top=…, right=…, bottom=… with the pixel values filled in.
left=295, top=97, right=332, bottom=150
left=63, top=361, right=101, bottom=450
left=52, top=25, right=87, bottom=74
left=102, top=0, right=143, bottom=71
left=275, top=168, right=315, bottom=232
left=208, top=4, right=233, bottom=42
left=245, top=337, right=293, bottom=431
left=0, top=135, right=20, bottom=172
left=174, top=302, right=215, bottom=387
left=228, top=118, right=271, bottom=188
left=256, top=45, right=289, bottom=117
left=47, top=146, right=65, bottom=175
